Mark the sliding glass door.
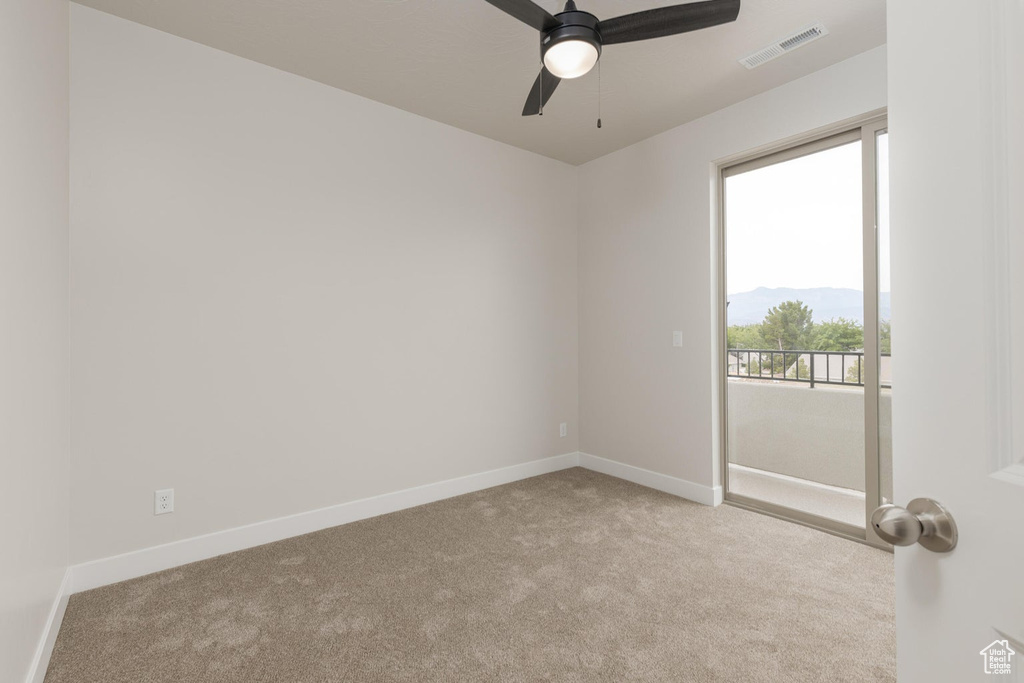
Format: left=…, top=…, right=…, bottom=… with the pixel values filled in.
left=720, top=115, right=891, bottom=546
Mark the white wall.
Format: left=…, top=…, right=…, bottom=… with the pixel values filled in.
left=0, top=0, right=71, bottom=680
left=70, top=6, right=578, bottom=563
left=577, top=47, right=887, bottom=491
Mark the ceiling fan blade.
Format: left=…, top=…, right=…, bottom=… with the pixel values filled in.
left=482, top=0, right=562, bottom=32
left=597, top=0, right=740, bottom=45
left=522, top=67, right=561, bottom=116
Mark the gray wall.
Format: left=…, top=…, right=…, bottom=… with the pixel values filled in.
left=727, top=381, right=892, bottom=495
left=0, top=0, right=70, bottom=679
left=577, top=47, right=888, bottom=491
left=70, top=7, right=579, bottom=564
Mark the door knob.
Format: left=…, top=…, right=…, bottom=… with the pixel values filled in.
left=870, top=498, right=958, bottom=552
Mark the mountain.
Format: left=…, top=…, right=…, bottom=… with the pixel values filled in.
left=726, top=287, right=891, bottom=326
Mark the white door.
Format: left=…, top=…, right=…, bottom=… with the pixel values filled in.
left=888, top=1, right=1024, bottom=680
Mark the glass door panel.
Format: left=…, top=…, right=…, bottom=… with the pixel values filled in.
left=876, top=130, right=892, bottom=508
left=722, top=117, right=892, bottom=545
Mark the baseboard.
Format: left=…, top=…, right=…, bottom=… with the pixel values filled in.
left=70, top=452, right=581, bottom=594
left=43, top=450, right=718, bottom=679
left=68, top=450, right=719, bottom=595
left=578, top=452, right=722, bottom=507
left=25, top=567, right=72, bottom=683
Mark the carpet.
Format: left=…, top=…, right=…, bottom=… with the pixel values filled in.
left=46, top=467, right=895, bottom=682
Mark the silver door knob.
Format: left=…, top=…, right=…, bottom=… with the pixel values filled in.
left=870, top=498, right=958, bottom=552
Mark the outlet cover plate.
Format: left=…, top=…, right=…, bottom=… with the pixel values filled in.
left=155, top=489, right=174, bottom=515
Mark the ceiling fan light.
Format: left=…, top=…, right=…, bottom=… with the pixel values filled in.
left=543, top=39, right=599, bottom=79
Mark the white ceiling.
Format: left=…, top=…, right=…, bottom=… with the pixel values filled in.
left=71, top=0, right=886, bottom=165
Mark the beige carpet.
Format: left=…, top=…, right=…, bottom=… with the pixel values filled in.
left=46, top=468, right=895, bottom=682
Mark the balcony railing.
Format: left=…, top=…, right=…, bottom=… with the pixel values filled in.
left=727, top=348, right=892, bottom=388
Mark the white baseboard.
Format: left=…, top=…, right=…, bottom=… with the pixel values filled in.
left=70, top=452, right=581, bottom=594
left=68, top=450, right=722, bottom=596
left=578, top=452, right=722, bottom=507
left=25, top=567, right=72, bottom=683
left=36, top=450, right=719, bottom=681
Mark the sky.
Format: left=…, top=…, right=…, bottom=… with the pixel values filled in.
left=725, top=134, right=890, bottom=295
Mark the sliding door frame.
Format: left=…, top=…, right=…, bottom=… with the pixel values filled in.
left=860, top=116, right=889, bottom=548
left=715, top=109, right=890, bottom=549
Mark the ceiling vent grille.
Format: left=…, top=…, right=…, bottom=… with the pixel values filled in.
left=739, top=23, right=829, bottom=70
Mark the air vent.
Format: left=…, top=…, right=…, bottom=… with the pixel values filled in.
left=739, top=23, right=829, bottom=70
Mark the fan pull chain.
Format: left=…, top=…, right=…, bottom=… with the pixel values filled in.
left=539, top=59, right=544, bottom=116
left=597, top=60, right=602, bottom=129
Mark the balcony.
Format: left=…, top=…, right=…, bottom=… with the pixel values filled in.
left=726, top=349, right=892, bottom=527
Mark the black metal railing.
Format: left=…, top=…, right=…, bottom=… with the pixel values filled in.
left=726, top=348, right=892, bottom=388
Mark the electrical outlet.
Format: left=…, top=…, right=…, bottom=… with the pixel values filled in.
left=559, top=422, right=567, bottom=438
left=673, top=331, right=684, bottom=347
left=155, top=489, right=174, bottom=515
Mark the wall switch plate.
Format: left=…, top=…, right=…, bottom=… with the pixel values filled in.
left=155, top=489, right=174, bottom=515
left=673, top=331, right=684, bottom=347
left=559, top=422, right=567, bottom=438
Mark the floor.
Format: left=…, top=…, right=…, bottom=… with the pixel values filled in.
left=46, top=468, right=895, bottom=682
left=728, top=463, right=866, bottom=527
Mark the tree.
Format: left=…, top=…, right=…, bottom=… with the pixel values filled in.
left=750, top=301, right=814, bottom=376
left=846, top=357, right=863, bottom=384
left=727, top=324, right=765, bottom=350
left=812, top=317, right=864, bottom=352
left=727, top=302, right=887, bottom=384
left=759, top=300, right=814, bottom=352
left=786, top=356, right=811, bottom=380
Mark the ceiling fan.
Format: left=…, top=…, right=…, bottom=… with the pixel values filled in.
left=483, top=0, right=741, bottom=116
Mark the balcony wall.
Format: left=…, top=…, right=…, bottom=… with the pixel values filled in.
left=727, top=380, right=892, bottom=494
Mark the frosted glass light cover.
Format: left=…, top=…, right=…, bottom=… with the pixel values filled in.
left=543, top=40, right=599, bottom=79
